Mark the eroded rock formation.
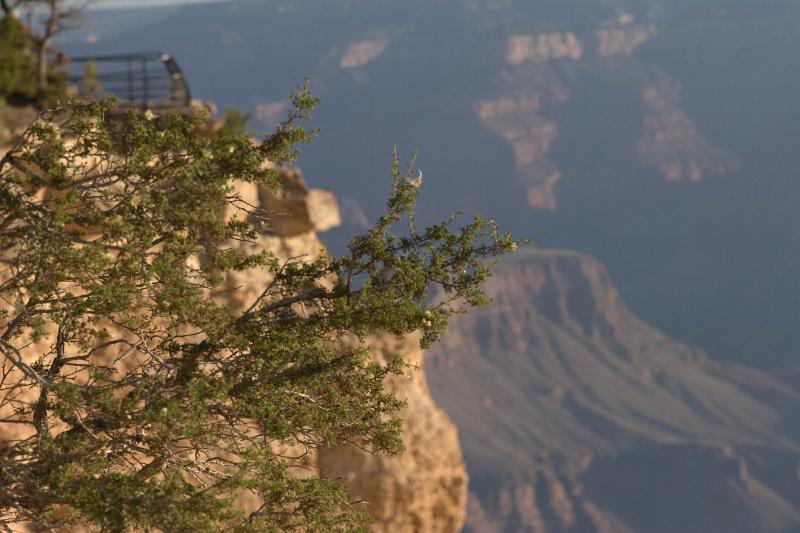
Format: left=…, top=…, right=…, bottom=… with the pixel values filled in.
left=637, top=76, right=740, bottom=182
left=0, top=142, right=467, bottom=531
left=506, top=33, right=583, bottom=65
left=340, top=36, right=391, bottom=69
left=251, top=172, right=468, bottom=532
left=427, top=248, right=800, bottom=532
left=318, top=332, right=467, bottom=533
left=596, top=24, right=657, bottom=56
left=474, top=94, right=563, bottom=211
left=179, top=170, right=468, bottom=531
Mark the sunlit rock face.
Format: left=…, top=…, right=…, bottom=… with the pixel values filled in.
left=318, top=332, right=468, bottom=533
left=427, top=248, right=800, bottom=532
left=0, top=154, right=467, bottom=532
left=215, top=168, right=338, bottom=313
left=506, top=33, right=583, bottom=65
left=476, top=95, right=560, bottom=210
left=637, top=77, right=740, bottom=182
left=470, top=10, right=737, bottom=212
left=211, top=171, right=469, bottom=531
left=340, top=36, right=390, bottom=69
left=596, top=24, right=657, bottom=56
left=224, top=174, right=468, bottom=531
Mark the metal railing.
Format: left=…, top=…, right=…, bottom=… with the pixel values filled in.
left=67, top=52, right=192, bottom=109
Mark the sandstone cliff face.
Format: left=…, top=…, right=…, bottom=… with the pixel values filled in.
left=427, top=248, right=800, bottom=532
left=226, top=170, right=468, bottom=532
left=318, top=332, right=467, bottom=533
left=0, top=148, right=467, bottom=531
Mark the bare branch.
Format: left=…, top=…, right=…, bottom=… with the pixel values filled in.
left=0, top=339, right=51, bottom=388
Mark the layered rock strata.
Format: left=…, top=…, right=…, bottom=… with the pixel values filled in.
left=427, top=248, right=800, bottom=532
left=231, top=172, right=468, bottom=531
left=637, top=77, right=740, bottom=182
left=318, top=332, right=467, bottom=533
left=0, top=152, right=467, bottom=531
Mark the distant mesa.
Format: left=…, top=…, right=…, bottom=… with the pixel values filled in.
left=505, top=17, right=657, bottom=66
left=475, top=96, right=542, bottom=121
left=340, top=36, right=390, bottom=69
left=428, top=247, right=800, bottom=532
left=474, top=95, right=562, bottom=211
left=638, top=77, right=740, bottom=182
left=481, top=17, right=671, bottom=212
left=478, top=33, right=734, bottom=213
left=617, top=11, right=636, bottom=26
left=596, top=24, right=658, bottom=56
left=506, top=33, right=583, bottom=65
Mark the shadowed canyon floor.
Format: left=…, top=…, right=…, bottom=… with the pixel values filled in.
left=427, top=249, right=800, bottom=532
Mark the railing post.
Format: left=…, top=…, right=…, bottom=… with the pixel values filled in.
left=141, top=58, right=149, bottom=109
left=127, top=57, right=133, bottom=104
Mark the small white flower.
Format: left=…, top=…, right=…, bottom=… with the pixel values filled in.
left=409, top=170, right=423, bottom=188
left=143, top=109, right=157, bottom=121
left=509, top=242, right=518, bottom=251
left=33, top=119, right=61, bottom=139
left=160, top=407, right=168, bottom=416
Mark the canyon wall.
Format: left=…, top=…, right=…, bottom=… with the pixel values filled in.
left=74, top=0, right=800, bottom=375
left=427, top=249, right=800, bottom=532
left=261, top=171, right=468, bottom=533
left=0, top=142, right=468, bottom=531
left=474, top=13, right=737, bottom=210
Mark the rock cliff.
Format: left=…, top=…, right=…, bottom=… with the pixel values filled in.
left=318, top=332, right=467, bottom=533
left=475, top=94, right=562, bottom=211
left=506, top=33, right=583, bottom=65
left=474, top=15, right=736, bottom=210
left=427, top=248, right=800, bottom=532
left=252, top=170, right=468, bottom=533
left=637, top=76, right=740, bottom=182
left=213, top=170, right=468, bottom=531
left=0, top=132, right=467, bottom=531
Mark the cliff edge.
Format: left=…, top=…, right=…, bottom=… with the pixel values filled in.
left=428, top=248, right=800, bottom=533
left=248, top=169, right=469, bottom=533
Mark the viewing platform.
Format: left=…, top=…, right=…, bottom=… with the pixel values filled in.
left=66, top=52, right=192, bottom=110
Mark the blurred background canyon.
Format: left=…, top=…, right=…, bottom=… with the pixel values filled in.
left=62, top=1, right=800, bottom=530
